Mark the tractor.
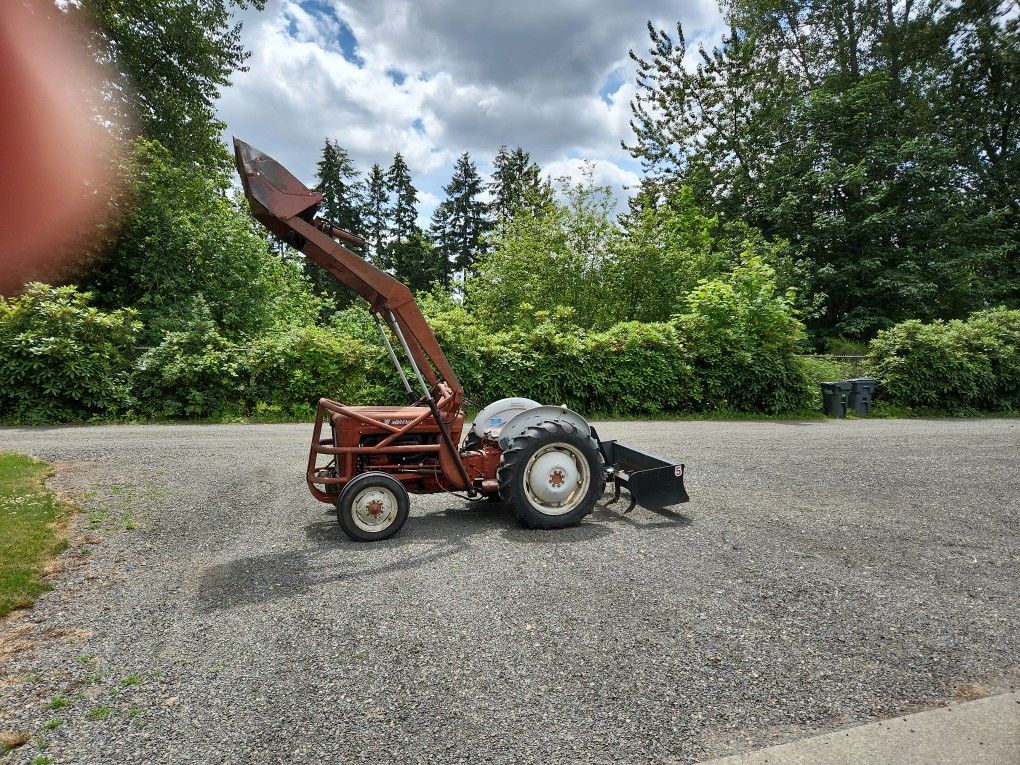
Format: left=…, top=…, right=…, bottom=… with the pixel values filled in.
left=234, top=139, right=689, bottom=541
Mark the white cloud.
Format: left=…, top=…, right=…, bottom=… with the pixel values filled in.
left=217, top=0, right=724, bottom=223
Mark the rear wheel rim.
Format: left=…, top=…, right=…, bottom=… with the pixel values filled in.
left=350, top=486, right=398, bottom=532
left=523, top=443, right=590, bottom=515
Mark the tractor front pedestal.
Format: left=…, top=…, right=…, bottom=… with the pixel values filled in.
left=306, top=397, right=464, bottom=503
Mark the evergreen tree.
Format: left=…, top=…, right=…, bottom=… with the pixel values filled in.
left=315, top=140, right=365, bottom=237
left=383, top=153, right=442, bottom=290
left=489, top=145, right=553, bottom=224
left=430, top=152, right=492, bottom=285
left=428, top=205, right=454, bottom=287
left=363, top=163, right=391, bottom=265
left=386, top=152, right=418, bottom=244
left=395, top=232, right=446, bottom=294
left=307, top=139, right=366, bottom=308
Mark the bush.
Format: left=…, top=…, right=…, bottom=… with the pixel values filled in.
left=81, top=140, right=322, bottom=344
left=868, top=308, right=1020, bottom=412
left=239, top=327, right=375, bottom=416
left=673, top=257, right=809, bottom=413
left=410, top=257, right=810, bottom=416
left=586, top=321, right=698, bottom=414
left=132, top=307, right=238, bottom=418
left=1, top=265, right=814, bottom=423
left=133, top=303, right=377, bottom=419
left=0, top=285, right=140, bottom=423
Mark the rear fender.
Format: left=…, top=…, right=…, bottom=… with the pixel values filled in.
left=496, top=405, right=591, bottom=449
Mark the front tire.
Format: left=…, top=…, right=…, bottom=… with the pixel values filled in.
left=336, top=472, right=410, bottom=542
left=497, top=421, right=604, bottom=529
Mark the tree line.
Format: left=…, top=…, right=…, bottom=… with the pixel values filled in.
left=306, top=142, right=552, bottom=301
left=18, top=0, right=1018, bottom=351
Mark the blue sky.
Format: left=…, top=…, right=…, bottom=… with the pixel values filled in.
left=217, top=0, right=724, bottom=224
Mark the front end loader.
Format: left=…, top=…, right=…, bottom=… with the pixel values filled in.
left=234, top=139, right=689, bottom=541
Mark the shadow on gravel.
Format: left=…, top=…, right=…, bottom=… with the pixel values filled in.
left=592, top=504, right=694, bottom=530
left=194, top=498, right=694, bottom=613
left=194, top=549, right=314, bottom=613
left=194, top=503, right=497, bottom=612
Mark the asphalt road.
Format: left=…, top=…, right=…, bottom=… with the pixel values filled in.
left=0, top=419, right=1017, bottom=764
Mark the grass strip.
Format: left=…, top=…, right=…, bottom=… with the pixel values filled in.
left=0, top=453, right=69, bottom=617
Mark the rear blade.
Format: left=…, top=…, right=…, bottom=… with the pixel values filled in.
left=597, top=437, right=689, bottom=510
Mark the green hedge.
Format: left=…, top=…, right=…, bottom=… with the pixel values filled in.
left=133, top=321, right=377, bottom=419
left=868, top=308, right=1020, bottom=413
left=1, top=276, right=817, bottom=422
left=427, top=309, right=704, bottom=414
left=423, top=255, right=812, bottom=416
left=0, top=285, right=140, bottom=423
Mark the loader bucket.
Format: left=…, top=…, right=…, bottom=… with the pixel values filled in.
left=233, top=138, right=322, bottom=242
left=596, top=435, right=689, bottom=513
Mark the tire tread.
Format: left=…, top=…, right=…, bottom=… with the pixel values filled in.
left=497, top=421, right=604, bottom=529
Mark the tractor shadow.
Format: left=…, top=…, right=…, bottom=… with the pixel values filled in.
left=194, top=495, right=693, bottom=613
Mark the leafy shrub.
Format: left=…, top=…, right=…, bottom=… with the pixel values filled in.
left=424, top=305, right=696, bottom=414
left=81, top=140, right=322, bottom=344
left=0, top=284, right=139, bottom=423
left=412, top=258, right=810, bottom=415
left=585, top=321, right=698, bottom=414
left=869, top=308, right=1020, bottom=412
left=132, top=304, right=238, bottom=418
left=133, top=302, right=377, bottom=419
left=239, top=327, right=375, bottom=415
left=2, top=262, right=814, bottom=423
left=673, top=257, right=809, bottom=413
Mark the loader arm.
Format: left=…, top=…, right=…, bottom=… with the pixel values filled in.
left=232, top=139, right=462, bottom=397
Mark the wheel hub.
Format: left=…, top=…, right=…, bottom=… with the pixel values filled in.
left=549, top=469, right=565, bottom=488
left=524, top=444, right=590, bottom=513
left=351, top=487, right=397, bottom=531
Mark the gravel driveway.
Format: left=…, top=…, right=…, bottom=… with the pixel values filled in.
left=0, top=419, right=1017, bottom=764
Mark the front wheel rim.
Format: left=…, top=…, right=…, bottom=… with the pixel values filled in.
left=349, top=486, right=398, bottom=532
left=523, top=442, right=590, bottom=515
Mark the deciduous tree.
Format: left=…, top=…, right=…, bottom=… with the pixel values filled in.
left=71, top=0, right=265, bottom=169
left=627, top=1, right=1020, bottom=339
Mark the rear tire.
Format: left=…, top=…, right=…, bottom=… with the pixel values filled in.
left=498, top=421, right=604, bottom=529
left=336, top=472, right=410, bottom=542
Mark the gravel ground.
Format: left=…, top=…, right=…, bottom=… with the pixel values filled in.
left=0, top=419, right=1017, bottom=765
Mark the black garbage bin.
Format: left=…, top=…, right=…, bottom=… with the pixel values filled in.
left=819, top=381, right=851, bottom=418
left=848, top=378, right=878, bottom=416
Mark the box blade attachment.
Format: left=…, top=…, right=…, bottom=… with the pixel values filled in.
left=595, top=433, right=690, bottom=514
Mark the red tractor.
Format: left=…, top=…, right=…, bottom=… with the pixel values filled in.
left=235, top=139, right=689, bottom=541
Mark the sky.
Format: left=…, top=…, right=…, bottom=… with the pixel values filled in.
left=216, top=0, right=725, bottom=225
